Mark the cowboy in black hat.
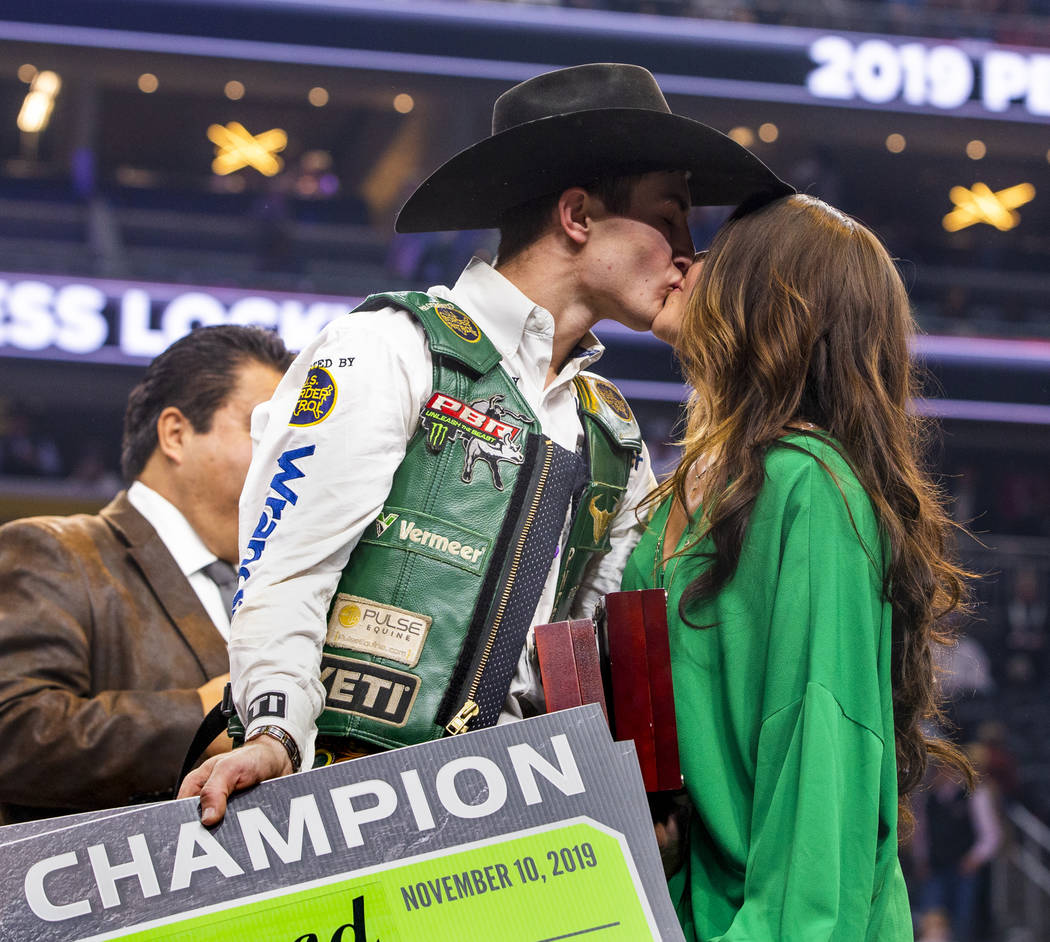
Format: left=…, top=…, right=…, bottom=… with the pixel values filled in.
left=182, top=63, right=790, bottom=821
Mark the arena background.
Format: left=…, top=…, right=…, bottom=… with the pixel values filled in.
left=0, top=1, right=1047, bottom=937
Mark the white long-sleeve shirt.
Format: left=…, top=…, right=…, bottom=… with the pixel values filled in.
left=230, top=258, right=655, bottom=768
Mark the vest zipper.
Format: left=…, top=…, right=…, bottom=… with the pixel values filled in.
left=445, top=438, right=555, bottom=735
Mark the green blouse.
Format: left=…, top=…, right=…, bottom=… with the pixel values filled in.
left=621, top=434, right=912, bottom=941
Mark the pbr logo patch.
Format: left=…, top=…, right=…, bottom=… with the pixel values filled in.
left=593, top=378, right=632, bottom=422
left=320, top=652, right=420, bottom=727
left=289, top=367, right=337, bottom=426
left=326, top=593, right=431, bottom=667
left=420, top=392, right=529, bottom=491
left=429, top=303, right=481, bottom=343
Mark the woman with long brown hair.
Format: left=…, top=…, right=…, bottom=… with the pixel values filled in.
left=623, top=193, right=972, bottom=940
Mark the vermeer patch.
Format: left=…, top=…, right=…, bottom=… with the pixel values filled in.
left=289, top=366, right=337, bottom=426
left=320, top=652, right=420, bottom=727
left=360, top=505, right=493, bottom=575
left=326, top=593, right=431, bottom=668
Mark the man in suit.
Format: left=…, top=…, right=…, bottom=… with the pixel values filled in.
left=0, top=325, right=292, bottom=823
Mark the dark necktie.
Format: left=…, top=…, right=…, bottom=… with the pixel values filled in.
left=202, top=559, right=238, bottom=618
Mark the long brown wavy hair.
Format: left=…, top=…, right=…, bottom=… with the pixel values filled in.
left=653, top=193, right=973, bottom=825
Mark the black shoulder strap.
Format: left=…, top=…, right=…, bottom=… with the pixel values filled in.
left=175, top=684, right=234, bottom=793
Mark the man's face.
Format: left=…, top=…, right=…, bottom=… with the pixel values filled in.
left=581, top=170, right=694, bottom=331
left=179, top=359, right=283, bottom=563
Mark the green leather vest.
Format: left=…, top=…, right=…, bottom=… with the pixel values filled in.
left=313, top=292, right=643, bottom=751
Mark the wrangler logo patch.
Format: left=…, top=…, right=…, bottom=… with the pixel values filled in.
left=361, top=506, right=492, bottom=575
left=289, top=367, right=337, bottom=426
left=326, top=593, right=431, bottom=667
left=233, top=444, right=314, bottom=612
left=320, top=652, right=420, bottom=727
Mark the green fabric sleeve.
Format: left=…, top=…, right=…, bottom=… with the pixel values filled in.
left=725, top=684, right=883, bottom=941
left=716, top=448, right=894, bottom=941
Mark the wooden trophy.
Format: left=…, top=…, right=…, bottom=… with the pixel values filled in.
left=535, top=588, right=681, bottom=793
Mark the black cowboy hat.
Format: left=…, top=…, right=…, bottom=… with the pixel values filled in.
left=395, top=62, right=793, bottom=233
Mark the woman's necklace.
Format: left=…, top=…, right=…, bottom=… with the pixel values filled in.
left=687, top=457, right=708, bottom=504
left=658, top=458, right=708, bottom=584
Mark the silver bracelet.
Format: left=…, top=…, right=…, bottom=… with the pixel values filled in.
left=245, top=724, right=302, bottom=773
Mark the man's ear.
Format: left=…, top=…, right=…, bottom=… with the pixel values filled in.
left=557, top=187, right=597, bottom=246
left=155, top=406, right=190, bottom=465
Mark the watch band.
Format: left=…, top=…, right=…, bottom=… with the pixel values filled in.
left=246, top=724, right=302, bottom=773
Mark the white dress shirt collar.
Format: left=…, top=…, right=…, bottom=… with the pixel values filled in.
left=127, top=481, right=216, bottom=578
left=127, top=481, right=231, bottom=636
left=439, top=257, right=606, bottom=377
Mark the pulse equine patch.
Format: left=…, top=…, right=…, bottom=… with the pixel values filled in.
left=320, top=652, right=420, bottom=727
left=289, top=366, right=337, bottom=426
left=327, top=593, right=432, bottom=667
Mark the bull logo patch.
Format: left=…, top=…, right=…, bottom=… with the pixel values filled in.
left=593, top=378, right=632, bottom=422
left=420, top=392, right=530, bottom=491
left=588, top=494, right=615, bottom=544
left=289, top=367, right=337, bottom=426
left=433, top=304, right=481, bottom=343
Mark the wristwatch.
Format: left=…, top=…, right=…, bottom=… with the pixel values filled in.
left=245, top=724, right=302, bottom=773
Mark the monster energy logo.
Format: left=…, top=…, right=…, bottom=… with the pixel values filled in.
left=427, top=420, right=451, bottom=452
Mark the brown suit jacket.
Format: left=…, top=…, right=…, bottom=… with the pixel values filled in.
left=0, top=491, right=228, bottom=823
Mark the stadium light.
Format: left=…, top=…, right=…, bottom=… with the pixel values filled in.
left=208, top=121, right=287, bottom=176
left=943, top=182, right=1036, bottom=232
left=17, top=70, right=61, bottom=133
